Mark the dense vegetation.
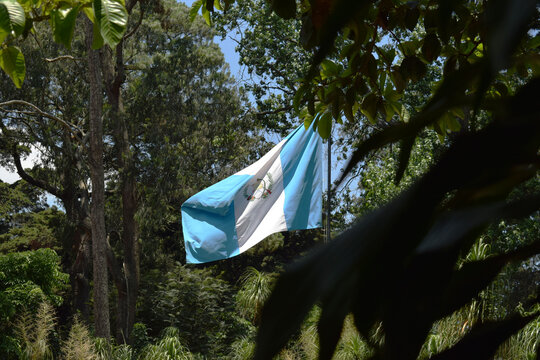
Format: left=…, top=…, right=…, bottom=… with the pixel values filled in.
left=0, top=0, right=539, bottom=359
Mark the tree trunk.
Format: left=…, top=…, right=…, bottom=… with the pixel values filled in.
left=102, top=37, right=140, bottom=344
left=86, top=19, right=110, bottom=339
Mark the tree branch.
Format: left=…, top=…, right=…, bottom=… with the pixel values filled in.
left=12, top=148, right=64, bottom=198
left=0, top=100, right=85, bottom=142
left=1, top=114, right=65, bottom=199
left=255, top=105, right=293, bottom=116
left=106, top=234, right=127, bottom=293
left=124, top=6, right=145, bottom=40
left=45, top=55, right=83, bottom=63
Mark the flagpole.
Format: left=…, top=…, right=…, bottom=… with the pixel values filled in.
left=326, top=135, right=332, bottom=244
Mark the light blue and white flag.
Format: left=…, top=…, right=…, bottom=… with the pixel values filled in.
left=181, top=123, right=322, bottom=264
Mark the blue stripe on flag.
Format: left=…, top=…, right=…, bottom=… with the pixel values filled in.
left=280, top=125, right=323, bottom=230
left=182, top=174, right=251, bottom=263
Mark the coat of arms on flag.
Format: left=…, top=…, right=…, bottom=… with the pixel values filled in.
left=243, top=173, right=274, bottom=201
left=181, top=123, right=322, bottom=264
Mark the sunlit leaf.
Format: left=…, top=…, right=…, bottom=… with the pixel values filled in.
left=189, top=0, right=202, bottom=22
left=0, top=45, right=25, bottom=88
left=361, top=93, right=377, bottom=124
left=317, top=111, right=332, bottom=139
left=94, top=0, right=128, bottom=46
left=201, top=7, right=211, bottom=25
left=50, top=5, right=80, bottom=48
left=0, top=0, right=25, bottom=42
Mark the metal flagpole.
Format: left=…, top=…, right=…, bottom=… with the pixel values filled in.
left=326, top=135, right=332, bottom=244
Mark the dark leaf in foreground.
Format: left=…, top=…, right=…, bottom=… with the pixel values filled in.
left=253, top=80, right=540, bottom=358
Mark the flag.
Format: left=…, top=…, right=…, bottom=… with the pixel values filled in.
left=181, top=123, right=322, bottom=264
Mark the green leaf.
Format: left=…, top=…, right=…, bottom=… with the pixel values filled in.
left=422, top=33, right=441, bottom=62
left=405, top=6, right=419, bottom=31
left=343, top=102, right=354, bottom=122
left=0, top=0, right=25, bottom=42
left=271, top=0, right=296, bottom=20
left=0, top=45, right=25, bottom=88
left=317, top=111, right=332, bottom=139
left=320, top=59, right=339, bottom=79
left=293, top=84, right=308, bottom=112
left=361, top=94, right=378, bottom=124
left=213, top=0, right=222, bottom=11
left=400, top=104, right=410, bottom=123
left=331, top=94, right=341, bottom=121
left=395, top=136, right=414, bottom=184
left=83, top=6, right=96, bottom=22
left=189, top=0, right=202, bottom=21
left=383, top=103, right=395, bottom=122
left=201, top=7, right=211, bottom=25
left=92, top=17, right=104, bottom=49
left=94, top=0, right=128, bottom=47
left=400, top=56, right=427, bottom=82
left=50, top=5, right=79, bottom=48
left=83, top=7, right=104, bottom=49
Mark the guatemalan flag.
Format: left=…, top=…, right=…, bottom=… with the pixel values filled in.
left=181, top=123, right=322, bottom=264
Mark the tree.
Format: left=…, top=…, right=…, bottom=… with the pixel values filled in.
left=213, top=0, right=311, bottom=134
left=1, top=0, right=129, bottom=339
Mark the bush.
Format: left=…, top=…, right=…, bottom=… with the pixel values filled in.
left=0, top=249, right=68, bottom=359
left=143, top=265, right=251, bottom=357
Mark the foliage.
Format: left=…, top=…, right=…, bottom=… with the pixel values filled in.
left=496, top=308, right=540, bottom=359
left=0, top=180, right=46, bottom=221
left=94, top=337, right=135, bottom=360
left=138, top=327, right=193, bottom=360
left=62, top=317, right=98, bottom=360
left=213, top=0, right=311, bottom=134
left=0, top=206, right=67, bottom=253
left=130, top=323, right=152, bottom=355
left=15, top=301, right=56, bottom=360
left=229, top=337, right=256, bottom=360
left=140, top=264, right=252, bottom=358
left=0, top=249, right=67, bottom=358
left=236, top=267, right=276, bottom=324
left=0, top=0, right=128, bottom=88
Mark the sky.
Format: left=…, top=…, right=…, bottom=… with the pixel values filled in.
left=0, top=151, right=37, bottom=184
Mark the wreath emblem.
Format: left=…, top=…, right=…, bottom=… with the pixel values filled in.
left=243, top=173, right=274, bottom=201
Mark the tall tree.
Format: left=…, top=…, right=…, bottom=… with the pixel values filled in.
left=99, top=0, right=140, bottom=342
left=86, top=18, right=110, bottom=339
left=0, top=29, right=95, bottom=321
left=0, top=0, right=129, bottom=339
